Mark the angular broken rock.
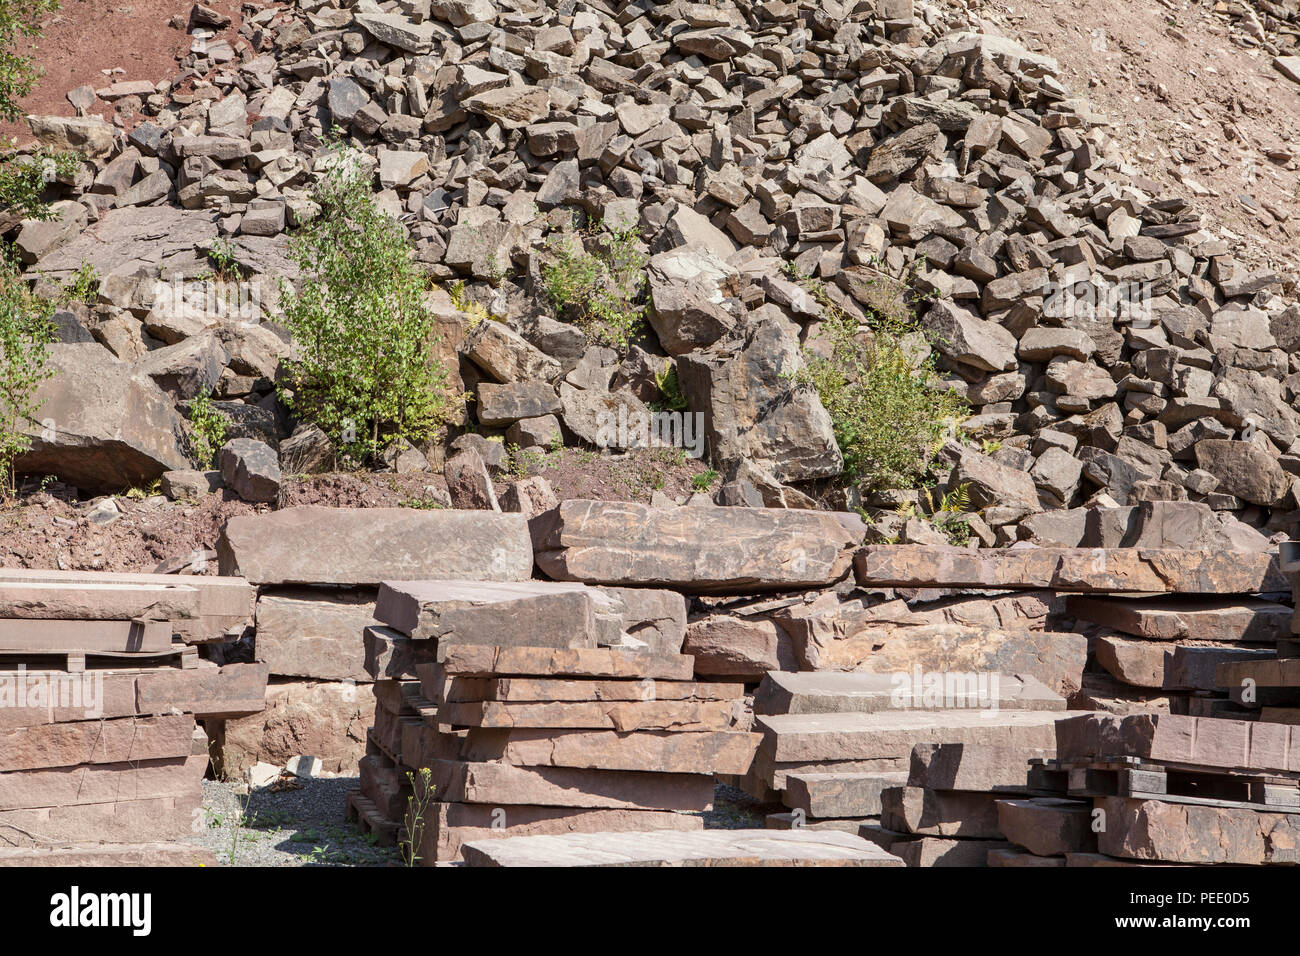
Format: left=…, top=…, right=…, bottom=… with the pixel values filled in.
left=218, top=437, right=280, bottom=503
left=1096, top=797, right=1300, bottom=865
left=995, top=798, right=1097, bottom=857
left=16, top=343, right=190, bottom=490
left=531, top=500, right=858, bottom=593
left=781, top=771, right=909, bottom=818
left=217, top=506, right=533, bottom=585
left=880, top=786, right=1004, bottom=838
left=254, top=590, right=377, bottom=682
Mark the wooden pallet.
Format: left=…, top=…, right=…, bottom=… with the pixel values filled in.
left=1029, top=757, right=1300, bottom=811
left=0, top=642, right=197, bottom=674
left=345, top=789, right=403, bottom=848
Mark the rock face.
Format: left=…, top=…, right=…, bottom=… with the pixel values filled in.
left=530, top=500, right=859, bottom=593
left=16, top=343, right=190, bottom=490
left=217, top=506, right=534, bottom=585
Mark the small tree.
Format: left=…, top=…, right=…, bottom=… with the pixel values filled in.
left=0, top=247, right=54, bottom=495
left=278, top=143, right=457, bottom=464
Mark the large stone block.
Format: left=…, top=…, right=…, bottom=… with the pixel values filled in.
left=1096, top=796, right=1300, bottom=865
left=1066, top=595, right=1291, bottom=642
left=218, top=506, right=534, bottom=585
left=1055, top=713, right=1300, bottom=775
left=458, top=727, right=760, bottom=774
left=754, top=670, right=1065, bottom=716
left=373, top=580, right=605, bottom=647
left=0, top=714, right=195, bottom=773
left=436, top=643, right=696, bottom=680
left=254, top=589, right=377, bottom=681
left=424, top=760, right=715, bottom=811
left=531, top=500, right=857, bottom=593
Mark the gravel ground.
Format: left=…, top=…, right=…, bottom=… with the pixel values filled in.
left=185, top=778, right=770, bottom=866
left=183, top=777, right=401, bottom=867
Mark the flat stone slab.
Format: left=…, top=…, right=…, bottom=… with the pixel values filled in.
left=0, top=754, right=206, bottom=811
left=1066, top=595, right=1292, bottom=642
left=217, top=506, right=533, bottom=585
left=425, top=760, right=715, bottom=811
left=374, top=580, right=603, bottom=648
left=1096, top=636, right=1270, bottom=691
left=438, top=699, right=740, bottom=732
left=1217, top=657, right=1300, bottom=690
left=0, top=619, right=174, bottom=653
left=0, top=842, right=217, bottom=867
left=0, top=714, right=195, bottom=773
left=782, top=771, right=908, bottom=818
left=1055, top=713, right=1300, bottom=775
left=428, top=671, right=742, bottom=704
left=418, top=803, right=702, bottom=864
left=753, top=670, right=1063, bottom=716
left=757, top=710, right=1079, bottom=763
left=459, top=727, right=761, bottom=775
left=0, top=568, right=252, bottom=643
left=530, top=500, right=858, bottom=594
left=0, top=581, right=199, bottom=621
left=854, top=545, right=1283, bottom=593
left=461, top=828, right=904, bottom=867
left=436, top=644, right=696, bottom=680
left=0, top=794, right=200, bottom=848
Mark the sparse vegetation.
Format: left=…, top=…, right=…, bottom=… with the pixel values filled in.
left=0, top=0, right=62, bottom=122
left=691, top=468, right=720, bottom=492
left=0, top=147, right=78, bottom=221
left=402, top=768, right=434, bottom=867
left=0, top=248, right=54, bottom=496
left=60, top=261, right=98, bottom=305
left=185, top=388, right=228, bottom=469
left=542, top=222, right=647, bottom=350
left=789, top=264, right=966, bottom=494
left=278, top=139, right=462, bottom=464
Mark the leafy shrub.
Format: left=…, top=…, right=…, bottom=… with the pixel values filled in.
left=542, top=223, right=647, bottom=350
left=185, top=388, right=228, bottom=468
left=791, top=267, right=967, bottom=493
left=0, top=0, right=61, bottom=123
left=0, top=147, right=78, bottom=220
left=0, top=248, right=54, bottom=494
left=60, top=261, right=98, bottom=305
left=278, top=141, right=460, bottom=463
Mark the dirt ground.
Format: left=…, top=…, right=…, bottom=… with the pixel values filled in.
left=961, top=0, right=1300, bottom=279
left=0, top=445, right=713, bottom=573
left=0, top=0, right=247, bottom=144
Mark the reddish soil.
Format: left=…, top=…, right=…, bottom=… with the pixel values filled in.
left=0, top=448, right=714, bottom=572
left=0, top=0, right=247, bottom=144
left=964, top=0, right=1300, bottom=278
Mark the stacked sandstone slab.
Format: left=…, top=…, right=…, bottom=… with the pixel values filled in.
left=354, top=578, right=758, bottom=862
left=854, top=532, right=1288, bottom=717
left=996, top=713, right=1300, bottom=866
left=210, top=506, right=537, bottom=776
left=1213, top=541, right=1300, bottom=720
left=0, top=570, right=263, bottom=858
left=749, top=670, right=1081, bottom=866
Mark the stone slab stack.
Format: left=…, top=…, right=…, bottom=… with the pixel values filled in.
left=0, top=644, right=266, bottom=858
left=210, top=506, right=539, bottom=777
left=855, top=541, right=1288, bottom=717
left=997, top=713, right=1300, bottom=866
left=351, top=578, right=756, bottom=862
left=1212, top=542, right=1300, bottom=721
left=748, top=670, right=1085, bottom=865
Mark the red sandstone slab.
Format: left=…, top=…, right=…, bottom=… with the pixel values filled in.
left=0, top=714, right=195, bottom=772
left=436, top=644, right=696, bottom=680
left=0, top=619, right=173, bottom=653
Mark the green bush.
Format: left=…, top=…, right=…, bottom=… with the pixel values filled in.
left=791, top=268, right=967, bottom=493
left=278, top=141, right=460, bottom=464
left=0, top=0, right=60, bottom=123
left=0, top=247, right=54, bottom=494
left=185, top=388, right=228, bottom=469
left=542, top=223, right=647, bottom=350
left=0, top=147, right=77, bottom=220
